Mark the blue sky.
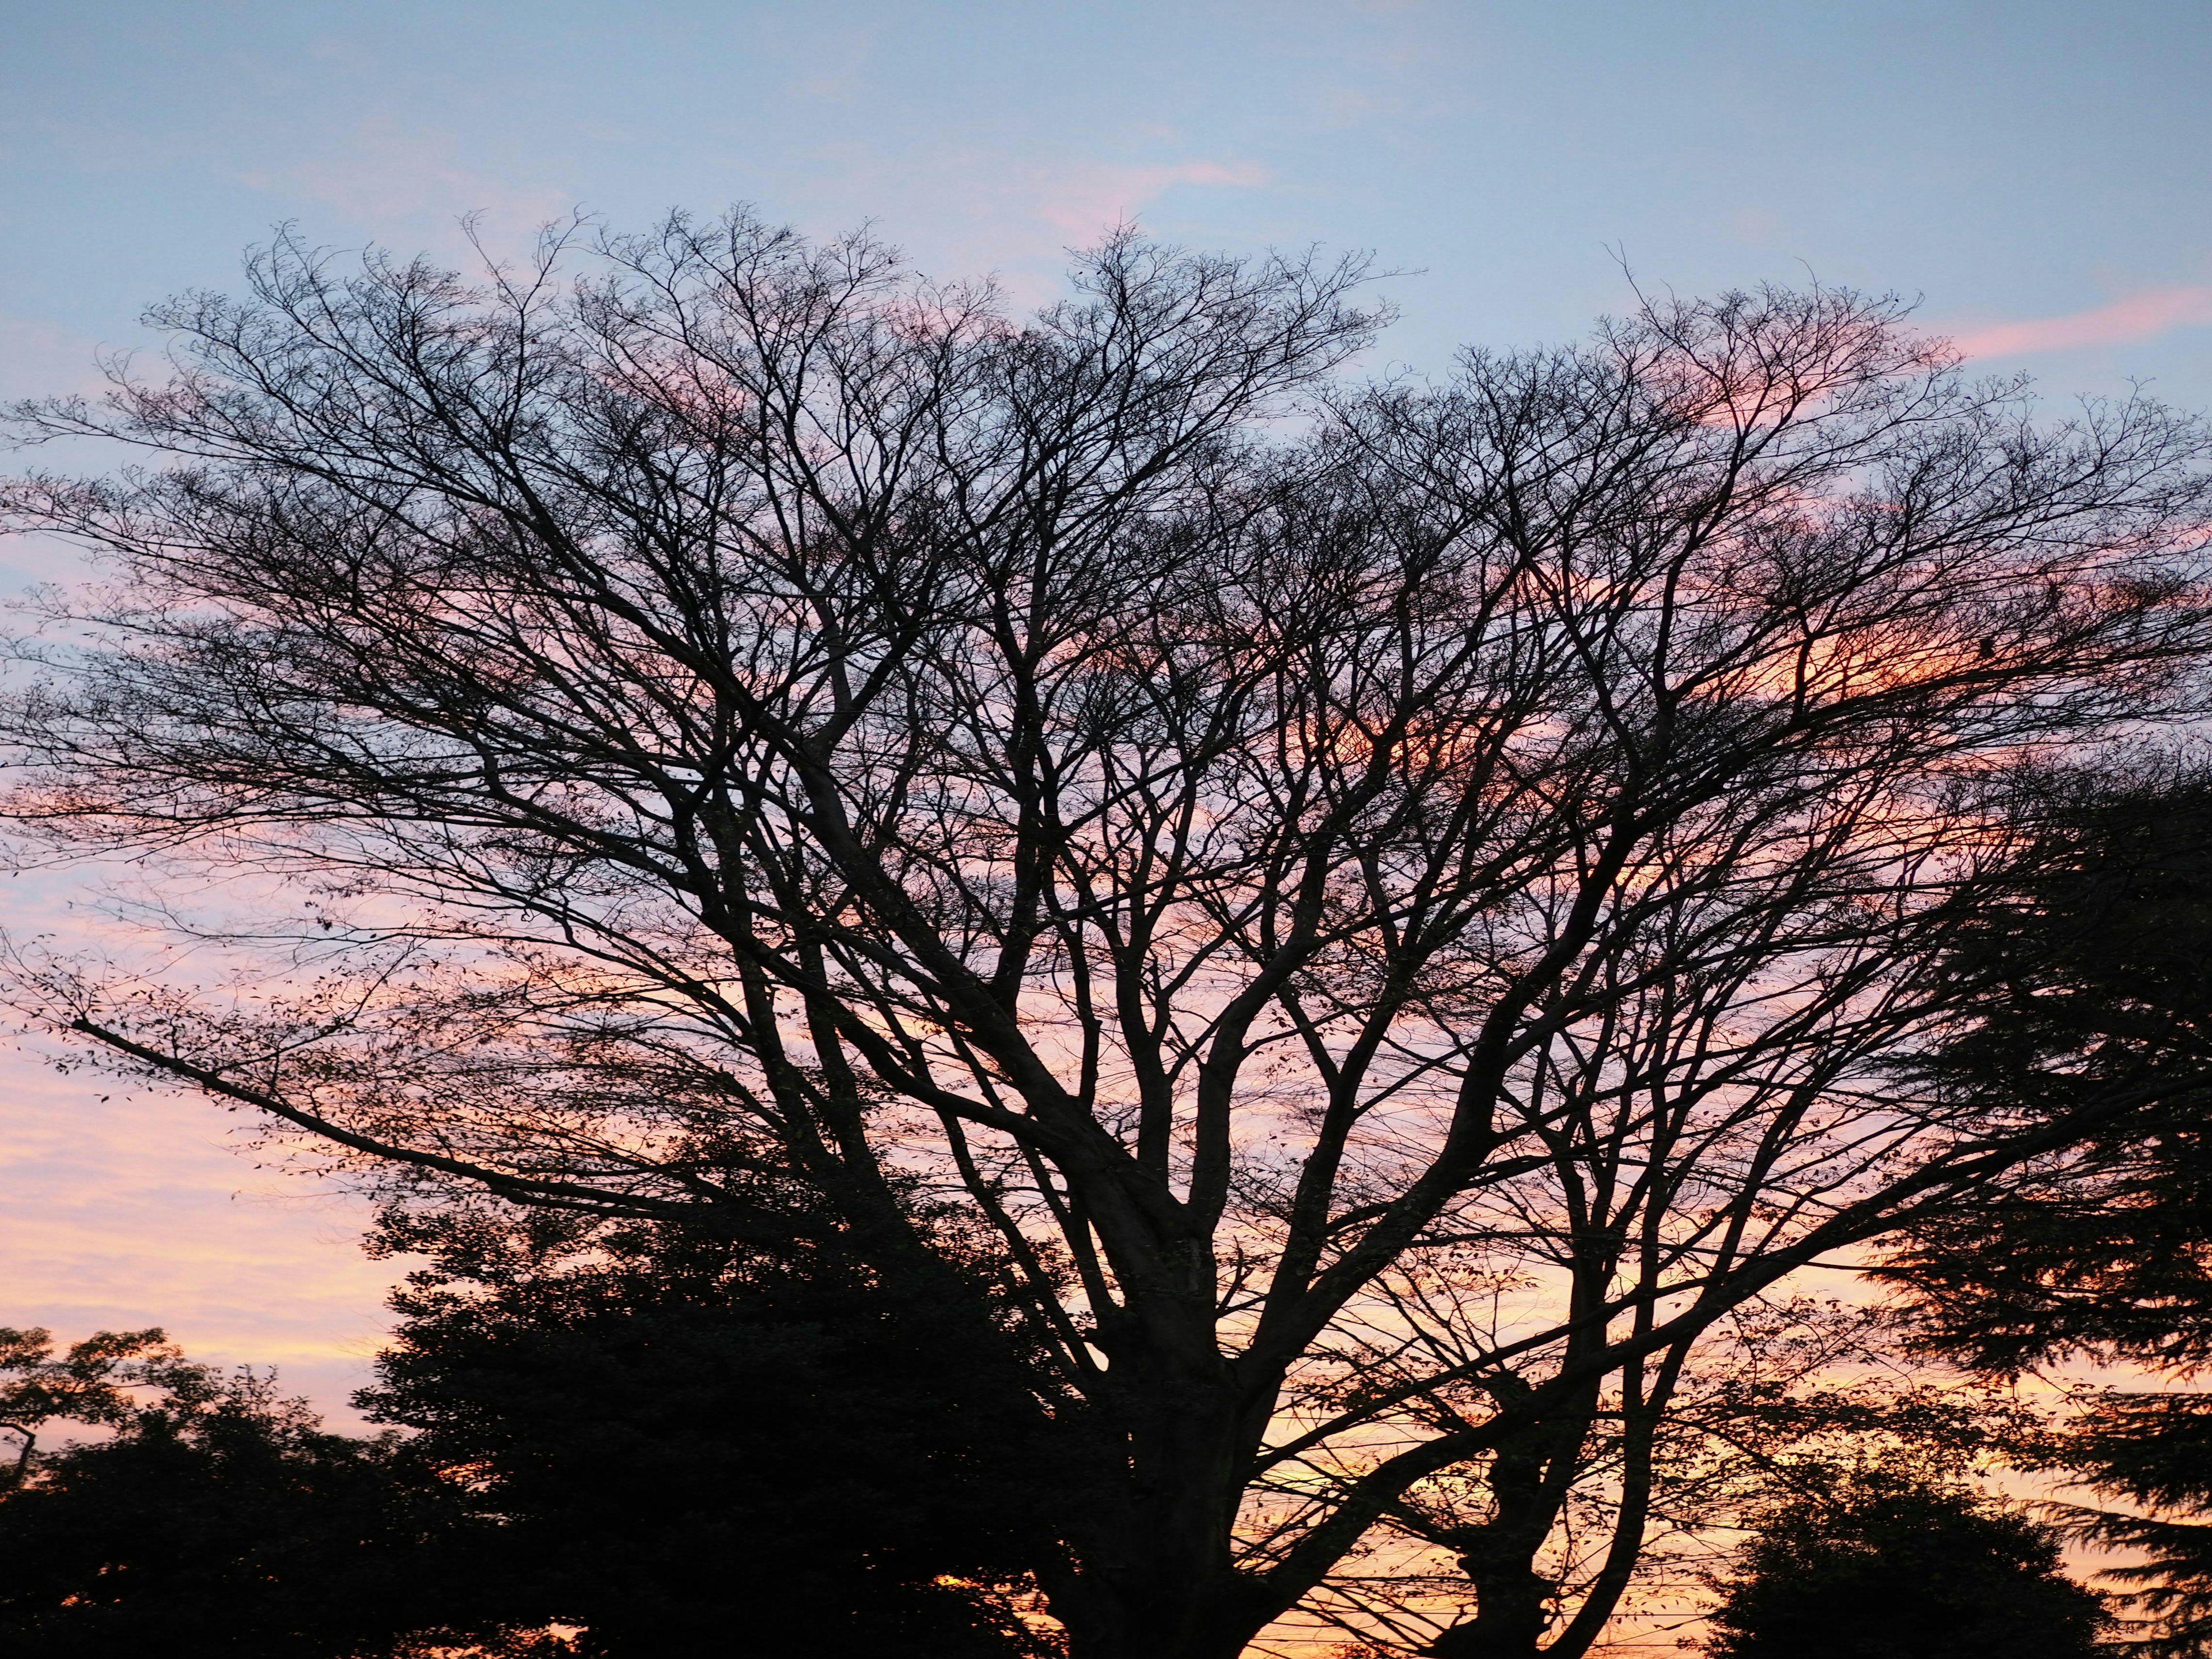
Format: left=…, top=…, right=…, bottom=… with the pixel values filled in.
left=3, top=0, right=2209, bottom=1413
left=6, top=1, right=2211, bottom=398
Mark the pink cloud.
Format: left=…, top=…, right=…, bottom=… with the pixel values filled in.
left=0, top=865, right=399, bottom=1425
left=0, top=313, right=114, bottom=401
left=238, top=117, right=573, bottom=255
left=884, top=156, right=1271, bottom=306
left=1034, top=160, right=1268, bottom=236
left=1947, top=286, right=2212, bottom=359
left=0, top=1036, right=395, bottom=1424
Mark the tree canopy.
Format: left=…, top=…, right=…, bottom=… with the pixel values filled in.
left=1702, top=1472, right=2110, bottom=1659
left=1879, top=776, right=2212, bottom=1655
left=0, top=1209, right=1063, bottom=1659
left=5, top=210, right=2210, bottom=1657
left=359, top=1203, right=1061, bottom=1656
left=0, top=1329, right=499, bottom=1658
left=1883, top=775, right=2212, bottom=1369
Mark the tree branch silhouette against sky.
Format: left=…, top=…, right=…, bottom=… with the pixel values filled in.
left=3, top=211, right=2208, bottom=1654
left=1, top=4, right=2210, bottom=1650
left=6, top=4, right=2211, bottom=1403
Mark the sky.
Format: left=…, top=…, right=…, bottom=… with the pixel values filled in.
left=2, top=0, right=2210, bottom=1420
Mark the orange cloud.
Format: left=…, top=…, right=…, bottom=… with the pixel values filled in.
left=1948, top=285, right=2212, bottom=359
left=0, top=870, right=395, bottom=1427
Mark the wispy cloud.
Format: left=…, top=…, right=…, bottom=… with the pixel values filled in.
left=872, top=154, right=1272, bottom=306
left=238, top=117, right=573, bottom=253
left=0, top=313, right=112, bottom=400
left=1032, top=159, right=1268, bottom=237
left=1948, top=286, right=2212, bottom=359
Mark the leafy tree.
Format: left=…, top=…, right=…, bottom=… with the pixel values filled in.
left=1, top=1246, right=1060, bottom=1659
left=1702, top=1471, right=2110, bottom=1659
left=0, top=1328, right=510, bottom=1658
left=357, top=1202, right=1064, bottom=1657
left=1883, top=776, right=2212, bottom=1370
left=0, top=1323, right=203, bottom=1479
left=6, top=211, right=2211, bottom=1657
left=1879, top=777, right=2212, bottom=1652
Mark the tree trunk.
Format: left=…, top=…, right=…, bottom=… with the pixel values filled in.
left=1422, top=1402, right=1589, bottom=1659
left=1049, top=1342, right=1281, bottom=1659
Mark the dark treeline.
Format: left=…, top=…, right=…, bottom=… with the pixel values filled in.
left=5, top=209, right=2212, bottom=1656
left=1, top=1206, right=1061, bottom=1657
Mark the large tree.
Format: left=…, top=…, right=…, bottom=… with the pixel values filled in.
left=3, top=211, right=2210, bottom=1658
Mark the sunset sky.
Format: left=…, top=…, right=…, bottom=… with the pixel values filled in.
left=4, top=0, right=2210, bottom=1419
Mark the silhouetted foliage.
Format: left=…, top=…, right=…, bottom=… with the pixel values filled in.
left=1880, top=777, right=2212, bottom=1652
left=1884, top=776, right=2212, bottom=1372
left=0, top=1237, right=1064, bottom=1659
left=0, top=1330, right=507, bottom=1658
left=1702, top=1472, right=2109, bottom=1659
left=2056, top=1392, right=2212, bottom=1657
left=357, top=1205, right=1066, bottom=1657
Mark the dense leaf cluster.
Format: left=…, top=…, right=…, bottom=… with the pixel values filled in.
left=0, top=1335, right=495, bottom=1658
left=0, top=1214, right=1062, bottom=1658
left=1887, top=778, right=2212, bottom=1370
left=1879, top=778, right=2212, bottom=1654
left=361, top=1206, right=1063, bottom=1656
left=1704, top=1473, right=2109, bottom=1659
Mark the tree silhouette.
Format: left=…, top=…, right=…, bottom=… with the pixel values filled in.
left=1, top=1249, right=1061, bottom=1659
left=0, top=1330, right=505, bottom=1658
left=358, top=1202, right=1063, bottom=1656
left=6, top=211, right=2210, bottom=1656
left=1297, top=1300, right=2053, bottom=1658
left=1703, top=1472, right=2108, bottom=1659
left=1881, top=777, right=2212, bottom=1653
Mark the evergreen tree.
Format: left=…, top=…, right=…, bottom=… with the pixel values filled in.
left=1881, top=777, right=2212, bottom=1652
left=2052, top=1393, right=2212, bottom=1657
left=1886, top=776, right=2212, bottom=1372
